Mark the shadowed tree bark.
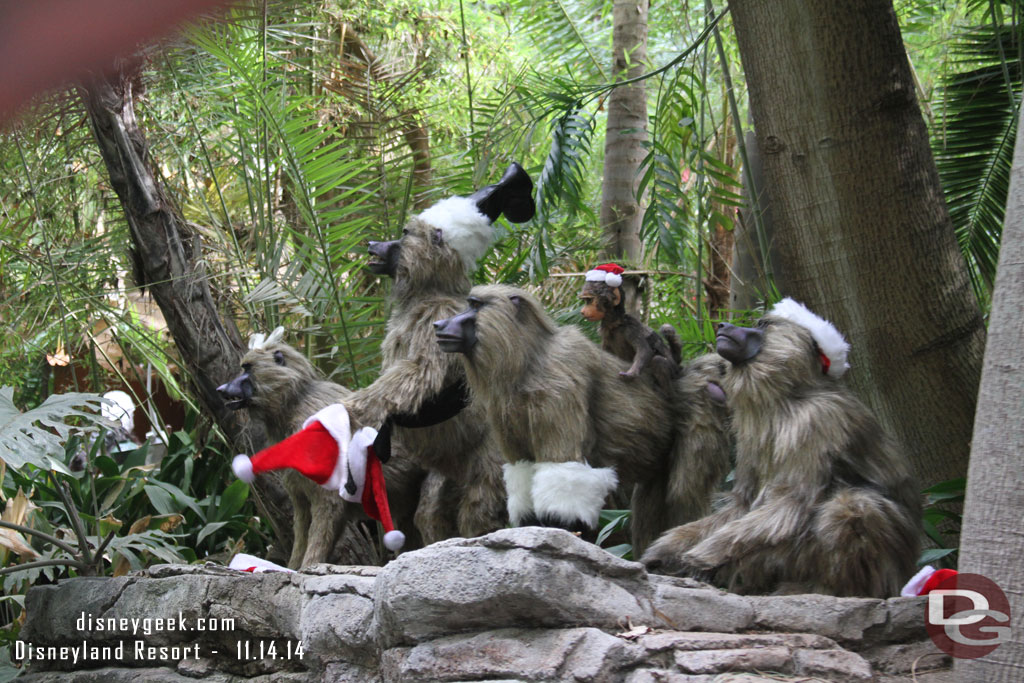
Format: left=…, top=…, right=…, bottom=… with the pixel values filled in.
left=79, top=62, right=291, bottom=553
left=599, top=0, right=649, bottom=314
left=955, top=107, right=1024, bottom=682
left=728, top=0, right=985, bottom=488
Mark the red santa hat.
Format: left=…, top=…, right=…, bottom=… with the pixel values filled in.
left=901, top=565, right=959, bottom=597
left=231, top=404, right=405, bottom=551
left=768, top=298, right=850, bottom=378
left=585, top=263, right=625, bottom=288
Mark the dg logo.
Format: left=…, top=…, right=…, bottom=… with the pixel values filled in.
left=925, top=572, right=1011, bottom=659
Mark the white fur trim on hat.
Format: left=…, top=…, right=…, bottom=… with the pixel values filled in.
left=303, top=404, right=352, bottom=491
left=232, top=454, right=255, bottom=483
left=228, top=553, right=295, bottom=574
left=900, top=565, right=937, bottom=597
left=383, top=530, right=406, bottom=552
left=340, top=426, right=377, bottom=503
left=248, top=326, right=285, bottom=350
left=769, top=297, right=850, bottom=378
left=532, top=462, right=618, bottom=530
left=503, top=461, right=537, bottom=525
left=417, top=196, right=494, bottom=272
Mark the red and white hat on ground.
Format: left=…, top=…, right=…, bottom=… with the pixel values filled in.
left=585, top=263, right=624, bottom=288
left=768, top=298, right=851, bottom=378
left=232, top=404, right=406, bottom=551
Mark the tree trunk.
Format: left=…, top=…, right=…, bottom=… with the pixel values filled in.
left=79, top=62, right=291, bottom=546
left=955, top=108, right=1024, bottom=681
left=729, top=0, right=985, bottom=488
left=600, top=0, right=649, bottom=265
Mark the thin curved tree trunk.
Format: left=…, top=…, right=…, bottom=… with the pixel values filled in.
left=600, top=0, right=649, bottom=266
left=729, top=0, right=985, bottom=488
left=955, top=107, right=1024, bottom=682
left=79, top=62, right=291, bottom=551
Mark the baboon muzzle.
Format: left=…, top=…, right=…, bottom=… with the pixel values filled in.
left=434, top=309, right=477, bottom=354
left=217, top=372, right=254, bottom=410
left=367, top=240, right=400, bottom=277
left=715, top=322, right=763, bottom=365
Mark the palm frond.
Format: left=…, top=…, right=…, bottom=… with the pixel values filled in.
left=934, top=19, right=1021, bottom=300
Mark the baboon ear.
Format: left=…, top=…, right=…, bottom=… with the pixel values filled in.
left=431, top=228, right=444, bottom=246
left=273, top=350, right=286, bottom=366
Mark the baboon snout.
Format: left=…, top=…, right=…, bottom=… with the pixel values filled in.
left=715, top=322, right=763, bottom=365
left=217, top=372, right=254, bottom=410
left=367, top=239, right=400, bottom=277
left=434, top=309, right=477, bottom=354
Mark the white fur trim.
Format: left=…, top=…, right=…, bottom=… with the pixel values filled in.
left=532, top=462, right=618, bottom=529
left=228, top=553, right=295, bottom=574
left=605, top=273, right=622, bottom=287
left=340, top=426, right=376, bottom=503
left=248, top=326, right=285, bottom=350
left=304, top=404, right=351, bottom=491
left=769, top=298, right=850, bottom=378
left=232, top=454, right=255, bottom=483
left=417, top=196, right=494, bottom=272
left=901, top=565, right=937, bottom=597
left=383, top=530, right=406, bottom=552
left=503, top=461, right=537, bottom=525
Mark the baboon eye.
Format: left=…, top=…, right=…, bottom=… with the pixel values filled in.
left=756, top=319, right=769, bottom=329
left=431, top=228, right=444, bottom=246
left=273, top=350, right=286, bottom=366
left=468, top=297, right=484, bottom=311
left=509, top=295, right=522, bottom=306
left=401, top=227, right=410, bottom=236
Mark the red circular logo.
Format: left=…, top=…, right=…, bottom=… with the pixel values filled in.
left=924, top=572, right=1011, bottom=659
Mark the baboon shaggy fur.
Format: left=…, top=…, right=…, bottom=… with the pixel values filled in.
left=223, top=342, right=423, bottom=568
left=642, top=312, right=921, bottom=598
left=346, top=215, right=507, bottom=542
left=439, top=284, right=728, bottom=554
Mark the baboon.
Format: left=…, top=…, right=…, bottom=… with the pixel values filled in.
left=641, top=298, right=921, bottom=598
left=345, top=162, right=535, bottom=542
left=218, top=333, right=424, bottom=568
left=434, top=284, right=728, bottom=554
left=579, top=263, right=682, bottom=392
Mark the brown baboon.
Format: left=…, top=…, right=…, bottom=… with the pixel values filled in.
left=434, top=284, right=728, bottom=554
left=218, top=335, right=424, bottom=568
left=579, top=263, right=682, bottom=392
left=641, top=299, right=922, bottom=598
left=344, top=162, right=535, bottom=542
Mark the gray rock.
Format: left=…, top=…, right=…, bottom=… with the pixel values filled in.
left=673, top=647, right=793, bottom=675
left=860, top=639, right=951, bottom=674
left=381, top=627, right=632, bottom=682
left=652, top=585, right=755, bottom=632
left=639, top=631, right=836, bottom=652
left=374, top=528, right=653, bottom=647
left=300, top=593, right=376, bottom=668
left=749, top=593, right=888, bottom=642
left=793, top=648, right=874, bottom=682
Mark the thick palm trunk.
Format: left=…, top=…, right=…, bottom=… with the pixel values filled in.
left=728, top=0, right=985, bottom=488
left=600, top=0, right=649, bottom=264
left=955, top=109, right=1024, bottom=681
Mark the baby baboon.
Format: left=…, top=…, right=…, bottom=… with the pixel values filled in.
left=642, top=299, right=921, bottom=598
left=434, top=284, right=725, bottom=554
left=579, top=263, right=682, bottom=392
left=345, top=162, right=535, bottom=542
left=218, top=332, right=424, bottom=568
